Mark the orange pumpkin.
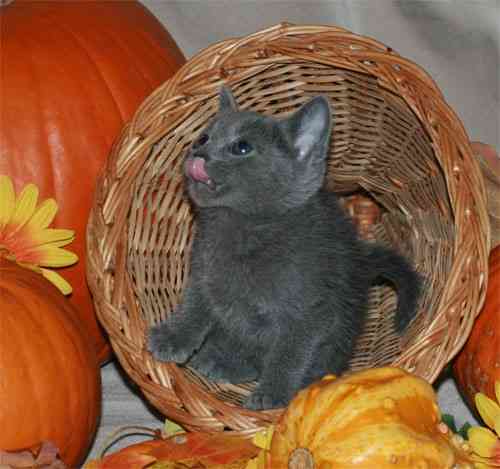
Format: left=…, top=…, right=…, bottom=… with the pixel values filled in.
left=269, top=368, right=473, bottom=468
left=454, top=246, right=500, bottom=410
left=0, top=257, right=101, bottom=467
left=0, top=0, right=186, bottom=363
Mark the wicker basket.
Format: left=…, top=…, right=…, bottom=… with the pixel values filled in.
left=87, top=23, right=491, bottom=433
left=474, top=143, right=500, bottom=250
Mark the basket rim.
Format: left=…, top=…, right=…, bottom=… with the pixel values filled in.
left=86, top=22, right=491, bottom=432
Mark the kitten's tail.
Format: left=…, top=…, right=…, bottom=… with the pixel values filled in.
left=368, top=245, right=422, bottom=333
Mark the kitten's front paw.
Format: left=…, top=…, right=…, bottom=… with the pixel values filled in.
left=189, top=350, right=258, bottom=383
left=148, top=322, right=193, bottom=364
left=188, top=353, right=230, bottom=382
left=243, top=386, right=290, bottom=411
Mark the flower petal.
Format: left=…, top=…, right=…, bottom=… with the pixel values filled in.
left=10, top=240, right=77, bottom=266
left=496, top=381, right=500, bottom=407
left=25, top=198, right=58, bottom=231
left=37, top=246, right=78, bottom=267
left=476, top=393, right=500, bottom=430
left=5, top=229, right=75, bottom=260
left=40, top=268, right=73, bottom=295
left=9, top=183, right=38, bottom=232
left=468, top=426, right=499, bottom=457
left=0, top=175, right=15, bottom=229
left=48, top=237, right=76, bottom=249
left=31, top=228, right=75, bottom=246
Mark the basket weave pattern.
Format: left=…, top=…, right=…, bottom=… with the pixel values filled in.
left=87, top=24, right=490, bottom=433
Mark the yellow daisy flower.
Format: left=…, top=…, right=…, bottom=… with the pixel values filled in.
left=0, top=175, right=77, bottom=295
left=468, top=381, right=500, bottom=468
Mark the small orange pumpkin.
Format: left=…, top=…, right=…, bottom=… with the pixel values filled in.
left=269, top=368, right=473, bottom=468
left=454, top=246, right=500, bottom=411
left=0, top=258, right=101, bottom=467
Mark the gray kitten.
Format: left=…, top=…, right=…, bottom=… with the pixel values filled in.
left=148, top=87, right=421, bottom=410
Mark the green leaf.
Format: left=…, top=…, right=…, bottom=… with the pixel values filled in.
left=458, top=422, right=472, bottom=440
left=441, top=414, right=473, bottom=440
left=441, top=414, right=458, bottom=433
left=163, top=419, right=185, bottom=437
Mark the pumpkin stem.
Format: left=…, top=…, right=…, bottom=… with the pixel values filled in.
left=289, top=448, right=315, bottom=469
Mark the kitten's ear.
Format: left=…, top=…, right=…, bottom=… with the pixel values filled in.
left=218, top=85, right=238, bottom=112
left=283, top=96, right=331, bottom=161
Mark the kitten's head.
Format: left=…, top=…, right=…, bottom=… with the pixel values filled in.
left=185, top=86, right=331, bottom=215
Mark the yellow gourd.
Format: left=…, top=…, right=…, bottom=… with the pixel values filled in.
left=269, top=367, right=473, bottom=469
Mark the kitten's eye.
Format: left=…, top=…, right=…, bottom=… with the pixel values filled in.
left=193, top=134, right=209, bottom=148
left=231, top=139, right=253, bottom=156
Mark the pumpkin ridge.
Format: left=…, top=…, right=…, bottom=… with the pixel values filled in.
left=316, top=422, right=456, bottom=467
left=2, top=280, right=69, bottom=447
left=61, top=295, right=101, bottom=463
left=104, top=28, right=161, bottom=90
left=309, top=376, right=435, bottom=447
left=136, top=26, right=185, bottom=76
left=301, top=382, right=356, bottom=448
left=50, top=308, right=99, bottom=466
left=22, top=288, right=64, bottom=443
left=51, top=22, right=127, bottom=124
left=27, top=287, right=75, bottom=454
left=16, top=35, right=56, bottom=198
left=0, top=287, right=43, bottom=446
left=98, top=24, right=164, bottom=102
left=47, top=300, right=89, bottom=462
left=28, top=31, right=84, bottom=215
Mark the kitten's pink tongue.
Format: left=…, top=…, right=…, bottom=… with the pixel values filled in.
left=188, top=157, right=210, bottom=183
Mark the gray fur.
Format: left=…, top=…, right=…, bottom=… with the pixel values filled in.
left=148, top=87, right=422, bottom=410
